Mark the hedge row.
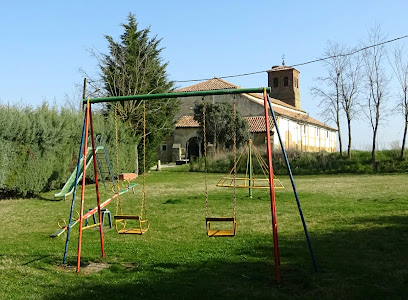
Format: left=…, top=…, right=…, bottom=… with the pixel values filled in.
left=0, top=103, right=138, bottom=197
left=189, top=149, right=408, bottom=175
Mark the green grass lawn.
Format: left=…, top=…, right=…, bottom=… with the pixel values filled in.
left=0, top=167, right=407, bottom=299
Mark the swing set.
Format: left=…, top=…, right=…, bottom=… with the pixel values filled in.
left=203, top=96, right=284, bottom=237
left=62, top=99, right=148, bottom=272
left=112, top=103, right=149, bottom=234
left=203, top=96, right=238, bottom=237
left=216, top=139, right=284, bottom=191
left=60, top=87, right=318, bottom=282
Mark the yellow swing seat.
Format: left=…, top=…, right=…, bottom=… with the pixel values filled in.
left=206, top=217, right=237, bottom=237
left=114, top=215, right=149, bottom=235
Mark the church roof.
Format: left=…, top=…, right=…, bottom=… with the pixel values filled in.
left=245, top=116, right=275, bottom=132
left=175, top=78, right=237, bottom=92
left=175, top=78, right=336, bottom=131
left=175, top=115, right=199, bottom=128
left=267, top=65, right=297, bottom=72
left=175, top=115, right=275, bottom=133
left=177, top=78, right=300, bottom=111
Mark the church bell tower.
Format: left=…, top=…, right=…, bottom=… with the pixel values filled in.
left=267, top=61, right=301, bottom=109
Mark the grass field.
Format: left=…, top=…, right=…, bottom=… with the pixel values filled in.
left=0, top=166, right=407, bottom=299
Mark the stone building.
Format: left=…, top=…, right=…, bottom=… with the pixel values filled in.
left=159, top=65, right=337, bottom=163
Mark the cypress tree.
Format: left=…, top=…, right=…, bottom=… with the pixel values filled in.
left=99, top=13, right=179, bottom=171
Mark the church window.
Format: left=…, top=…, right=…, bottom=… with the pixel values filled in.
left=284, top=77, right=289, bottom=87
left=273, top=77, right=278, bottom=88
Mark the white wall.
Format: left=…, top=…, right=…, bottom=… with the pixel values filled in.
left=273, top=116, right=336, bottom=152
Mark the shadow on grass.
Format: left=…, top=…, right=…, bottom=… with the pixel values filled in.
left=36, top=194, right=65, bottom=201
left=44, top=215, right=408, bottom=299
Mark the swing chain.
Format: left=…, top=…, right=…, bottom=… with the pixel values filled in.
left=113, top=105, right=124, bottom=215
left=202, top=97, right=209, bottom=218
left=233, top=96, right=237, bottom=219
left=141, top=100, right=147, bottom=220
left=114, top=104, right=119, bottom=177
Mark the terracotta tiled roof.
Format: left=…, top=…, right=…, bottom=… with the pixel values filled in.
left=272, top=105, right=335, bottom=130
left=175, top=115, right=199, bottom=127
left=245, top=116, right=275, bottom=132
left=175, top=78, right=336, bottom=131
left=177, top=78, right=302, bottom=112
left=175, top=115, right=274, bottom=133
left=267, top=65, right=295, bottom=72
left=244, top=92, right=304, bottom=111
left=175, top=78, right=237, bottom=92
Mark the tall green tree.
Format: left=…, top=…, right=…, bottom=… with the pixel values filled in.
left=96, top=13, right=179, bottom=170
left=193, top=102, right=249, bottom=152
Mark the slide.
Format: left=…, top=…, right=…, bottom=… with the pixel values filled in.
left=54, top=146, right=105, bottom=200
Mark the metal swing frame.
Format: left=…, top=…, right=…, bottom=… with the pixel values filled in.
left=62, top=87, right=317, bottom=281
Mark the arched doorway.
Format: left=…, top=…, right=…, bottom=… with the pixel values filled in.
left=186, top=137, right=203, bottom=161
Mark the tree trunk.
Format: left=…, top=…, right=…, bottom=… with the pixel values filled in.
left=347, top=116, right=352, bottom=159
left=371, top=124, right=378, bottom=165
left=337, top=119, right=343, bottom=156
left=336, top=82, right=343, bottom=156
left=401, top=118, right=408, bottom=159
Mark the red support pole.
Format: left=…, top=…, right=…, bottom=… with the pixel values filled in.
left=263, top=88, right=280, bottom=282
left=89, top=104, right=105, bottom=259
left=77, top=100, right=90, bottom=273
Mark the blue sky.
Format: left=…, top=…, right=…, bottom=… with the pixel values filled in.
left=1, top=0, right=407, bottom=150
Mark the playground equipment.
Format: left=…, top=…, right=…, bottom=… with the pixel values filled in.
left=216, top=139, right=284, bottom=197
left=61, top=87, right=317, bottom=281
left=203, top=96, right=237, bottom=237
left=113, top=102, right=149, bottom=235
left=54, top=135, right=114, bottom=200
left=61, top=102, right=137, bottom=272
left=50, top=189, right=128, bottom=238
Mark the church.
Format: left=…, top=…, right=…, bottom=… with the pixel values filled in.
left=159, top=65, right=337, bottom=163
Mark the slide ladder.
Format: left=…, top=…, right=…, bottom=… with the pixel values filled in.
left=54, top=144, right=112, bottom=200
left=94, top=135, right=115, bottom=190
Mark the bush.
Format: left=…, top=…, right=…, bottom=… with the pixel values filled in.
left=192, top=148, right=408, bottom=175
left=0, top=103, right=141, bottom=197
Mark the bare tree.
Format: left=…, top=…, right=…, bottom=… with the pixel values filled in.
left=312, top=41, right=348, bottom=155
left=390, top=44, right=408, bottom=159
left=361, top=25, right=390, bottom=164
left=340, top=51, right=361, bottom=159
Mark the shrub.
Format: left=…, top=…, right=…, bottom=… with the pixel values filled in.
left=0, top=103, right=140, bottom=197
left=193, top=148, right=408, bottom=176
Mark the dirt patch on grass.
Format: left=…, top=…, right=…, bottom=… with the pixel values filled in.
left=57, top=262, right=110, bottom=274
left=122, top=262, right=136, bottom=270
left=82, top=262, right=110, bottom=274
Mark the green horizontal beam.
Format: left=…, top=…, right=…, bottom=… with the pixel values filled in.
left=82, top=87, right=271, bottom=104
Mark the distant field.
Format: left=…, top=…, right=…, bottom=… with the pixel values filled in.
left=0, top=167, right=407, bottom=299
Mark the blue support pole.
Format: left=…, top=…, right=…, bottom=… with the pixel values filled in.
left=266, top=95, right=319, bottom=272
left=63, top=110, right=87, bottom=264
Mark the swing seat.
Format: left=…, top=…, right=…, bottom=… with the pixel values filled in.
left=114, top=215, right=149, bottom=234
left=206, top=217, right=237, bottom=237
